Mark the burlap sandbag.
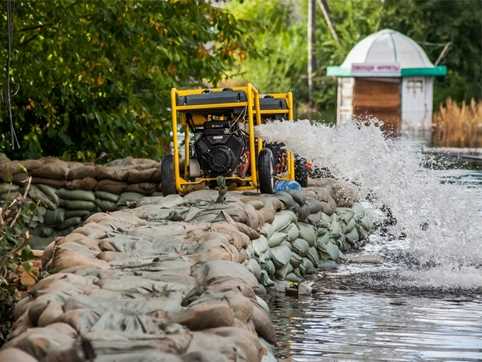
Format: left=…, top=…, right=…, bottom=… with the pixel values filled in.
left=169, top=300, right=235, bottom=330
left=31, top=177, right=65, bottom=188
left=0, top=348, right=38, bottom=362
left=126, top=168, right=157, bottom=183
left=65, top=177, right=97, bottom=190
left=0, top=161, right=28, bottom=182
left=3, top=322, right=77, bottom=359
left=30, top=160, right=68, bottom=180
left=66, top=164, right=96, bottom=180
left=96, top=179, right=127, bottom=193
left=125, top=182, right=156, bottom=194
left=94, top=165, right=128, bottom=181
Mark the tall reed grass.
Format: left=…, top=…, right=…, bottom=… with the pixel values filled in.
left=432, top=98, right=482, bottom=147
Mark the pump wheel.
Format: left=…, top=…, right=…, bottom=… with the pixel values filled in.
left=258, top=149, right=275, bottom=194
left=161, top=154, right=177, bottom=195
left=295, top=156, right=309, bottom=187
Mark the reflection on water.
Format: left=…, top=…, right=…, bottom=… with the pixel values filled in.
left=271, top=289, right=482, bottom=361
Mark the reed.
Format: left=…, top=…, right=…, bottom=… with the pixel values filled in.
left=432, top=98, right=482, bottom=148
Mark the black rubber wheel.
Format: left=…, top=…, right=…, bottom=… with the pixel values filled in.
left=161, top=154, right=177, bottom=195
left=295, top=156, right=309, bottom=187
left=258, top=148, right=275, bottom=194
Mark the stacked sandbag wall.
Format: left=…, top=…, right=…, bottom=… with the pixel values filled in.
left=0, top=183, right=378, bottom=361
left=0, top=157, right=163, bottom=246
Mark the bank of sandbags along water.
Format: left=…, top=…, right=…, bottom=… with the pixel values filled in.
left=0, top=181, right=377, bottom=361
left=0, top=157, right=164, bottom=246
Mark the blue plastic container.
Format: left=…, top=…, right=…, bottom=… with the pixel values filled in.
left=274, top=180, right=302, bottom=193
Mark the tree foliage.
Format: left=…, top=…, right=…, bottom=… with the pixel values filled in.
left=0, top=0, right=252, bottom=160
left=228, top=0, right=481, bottom=121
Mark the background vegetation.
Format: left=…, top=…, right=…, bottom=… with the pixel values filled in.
left=1, top=0, right=481, bottom=161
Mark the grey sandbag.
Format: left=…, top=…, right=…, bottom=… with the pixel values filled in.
left=275, top=261, right=293, bottom=280
left=290, top=251, right=303, bottom=268
left=44, top=208, right=65, bottom=225
left=292, top=238, right=309, bottom=256
left=29, top=185, right=56, bottom=209
left=37, top=184, right=60, bottom=206
left=298, top=222, right=316, bottom=246
left=306, top=246, right=321, bottom=268
left=39, top=226, right=54, bottom=237
left=252, top=235, right=269, bottom=257
left=271, top=210, right=297, bottom=233
left=261, top=259, right=276, bottom=277
left=329, top=214, right=343, bottom=238
left=336, top=207, right=354, bottom=223
left=0, top=183, right=19, bottom=193
left=345, top=227, right=360, bottom=245
left=302, top=257, right=315, bottom=274
left=318, top=212, right=332, bottom=229
left=245, top=258, right=262, bottom=280
left=343, top=216, right=357, bottom=234
left=270, top=244, right=292, bottom=268
left=286, top=190, right=305, bottom=205
left=57, top=188, right=96, bottom=202
left=95, top=199, right=117, bottom=211
left=95, top=190, right=120, bottom=203
left=317, top=239, right=343, bottom=260
left=64, top=209, right=92, bottom=219
left=275, top=191, right=297, bottom=209
left=267, top=232, right=287, bottom=248
left=282, top=223, right=299, bottom=242
left=260, top=270, right=274, bottom=287
left=60, top=199, right=96, bottom=211
left=117, top=192, right=144, bottom=206
left=56, top=216, right=82, bottom=230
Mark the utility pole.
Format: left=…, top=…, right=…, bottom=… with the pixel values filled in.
left=307, top=0, right=316, bottom=114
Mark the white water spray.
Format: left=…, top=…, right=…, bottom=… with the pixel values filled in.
left=256, top=120, right=482, bottom=289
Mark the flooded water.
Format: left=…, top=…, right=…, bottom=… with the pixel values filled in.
left=256, top=121, right=482, bottom=361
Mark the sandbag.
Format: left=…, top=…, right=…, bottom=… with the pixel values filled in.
left=0, top=183, right=19, bottom=193
left=29, top=185, right=56, bottom=209
left=64, top=209, right=92, bottom=219
left=94, top=165, right=128, bottom=181
left=66, top=177, right=97, bottom=190
left=95, top=190, right=119, bottom=203
left=252, top=236, right=269, bottom=257
left=267, top=232, right=286, bottom=248
left=317, top=239, right=343, bottom=260
left=271, top=210, right=297, bottom=232
left=126, top=168, right=157, bottom=183
left=96, top=179, right=127, bottom=193
left=306, top=246, right=321, bottom=268
left=44, top=208, right=65, bottom=226
left=286, top=273, right=302, bottom=283
left=282, top=223, right=299, bottom=241
left=301, top=257, right=315, bottom=274
left=0, top=348, right=38, bottom=362
left=292, top=238, right=310, bottom=256
left=57, top=189, right=95, bottom=202
left=30, top=161, right=68, bottom=180
left=298, top=222, right=316, bottom=246
left=95, top=199, right=117, bottom=212
left=31, top=177, right=65, bottom=188
left=36, top=184, right=60, bottom=206
left=60, top=199, right=96, bottom=211
left=270, top=244, right=292, bottom=268
left=245, top=258, right=262, bottom=280
left=55, top=217, right=82, bottom=230
left=125, top=182, right=156, bottom=194
left=117, top=192, right=144, bottom=206
left=290, top=252, right=303, bottom=268
left=67, top=165, right=97, bottom=180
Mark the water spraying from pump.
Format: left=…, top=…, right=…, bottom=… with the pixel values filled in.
left=256, top=120, right=482, bottom=289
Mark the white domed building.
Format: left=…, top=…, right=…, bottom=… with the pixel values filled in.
left=327, top=29, right=446, bottom=140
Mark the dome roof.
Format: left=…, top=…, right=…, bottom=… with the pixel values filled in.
left=341, top=29, right=433, bottom=69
